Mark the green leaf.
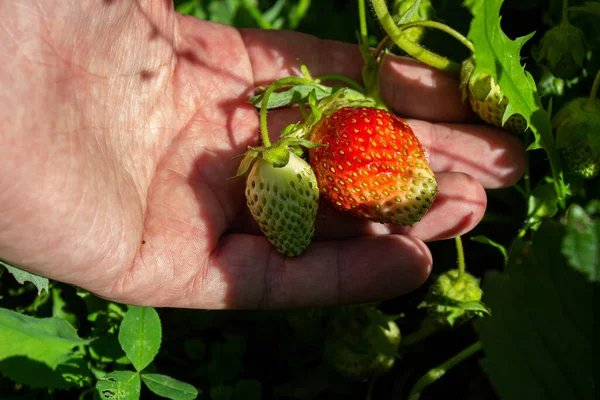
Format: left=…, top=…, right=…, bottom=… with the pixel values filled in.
left=262, top=0, right=287, bottom=24
left=0, top=308, right=91, bottom=388
left=141, top=373, right=199, bottom=400
left=0, top=308, right=89, bottom=367
left=288, top=0, right=311, bottom=29
left=232, top=379, right=262, bottom=400
left=249, top=84, right=333, bottom=109
left=467, top=0, right=566, bottom=206
left=207, top=0, right=241, bottom=25
left=526, top=182, right=558, bottom=228
left=118, top=306, right=162, bottom=372
left=52, top=287, right=79, bottom=328
left=425, top=295, right=491, bottom=315
left=90, top=334, right=129, bottom=364
left=470, top=235, right=508, bottom=262
left=234, top=148, right=259, bottom=177
left=0, top=354, right=93, bottom=389
left=175, top=0, right=199, bottom=16
left=479, top=220, right=595, bottom=400
left=562, top=204, right=599, bottom=282
left=396, top=0, right=423, bottom=24
left=0, top=260, right=49, bottom=295
left=96, top=370, right=141, bottom=400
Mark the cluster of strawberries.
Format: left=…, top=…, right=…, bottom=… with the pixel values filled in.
left=239, top=89, right=438, bottom=257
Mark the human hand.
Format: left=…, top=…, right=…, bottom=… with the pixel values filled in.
left=0, top=0, right=525, bottom=309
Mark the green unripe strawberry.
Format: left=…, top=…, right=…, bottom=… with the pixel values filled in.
left=245, top=151, right=319, bottom=256
left=325, top=319, right=400, bottom=381
left=420, top=269, right=486, bottom=327
left=392, top=0, right=435, bottom=44
left=460, top=57, right=528, bottom=134
left=324, top=306, right=400, bottom=381
left=552, top=97, right=600, bottom=179
left=537, top=22, right=587, bottom=79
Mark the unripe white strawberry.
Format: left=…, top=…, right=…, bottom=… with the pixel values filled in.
left=245, top=152, right=319, bottom=257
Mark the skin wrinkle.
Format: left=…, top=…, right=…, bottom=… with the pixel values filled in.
left=258, top=248, right=273, bottom=309
left=260, top=247, right=285, bottom=309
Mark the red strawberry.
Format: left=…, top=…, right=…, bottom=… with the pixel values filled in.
left=308, top=106, right=437, bottom=226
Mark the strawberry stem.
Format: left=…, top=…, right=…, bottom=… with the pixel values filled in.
left=315, top=74, right=364, bottom=92
left=455, top=236, right=466, bottom=277
left=561, top=0, right=570, bottom=26
left=397, top=20, right=475, bottom=53
left=358, top=0, right=368, bottom=46
left=375, top=35, right=391, bottom=55
left=401, top=319, right=440, bottom=348
left=370, top=0, right=460, bottom=73
left=585, top=68, right=600, bottom=110
left=259, top=77, right=317, bottom=147
left=407, top=341, right=483, bottom=400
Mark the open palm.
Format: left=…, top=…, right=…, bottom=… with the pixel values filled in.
left=0, top=1, right=525, bottom=309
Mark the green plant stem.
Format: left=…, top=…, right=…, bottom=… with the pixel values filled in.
left=561, top=0, right=570, bottom=25
left=289, top=0, right=311, bottom=29
left=366, top=376, right=377, bottom=400
left=358, top=0, right=368, bottom=45
left=376, top=35, right=392, bottom=55
left=401, top=319, right=440, bottom=348
left=585, top=68, right=600, bottom=110
left=408, top=341, right=483, bottom=399
left=315, top=74, right=365, bottom=92
left=398, top=20, right=475, bottom=53
left=259, top=77, right=314, bottom=147
left=455, top=236, right=466, bottom=276
left=513, top=183, right=528, bottom=199
left=370, top=0, right=460, bottom=73
left=242, top=0, right=271, bottom=29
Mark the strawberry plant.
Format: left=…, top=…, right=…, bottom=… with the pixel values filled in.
left=1, top=0, right=598, bottom=399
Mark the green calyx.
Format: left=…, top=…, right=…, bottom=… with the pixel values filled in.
left=420, top=269, right=490, bottom=327
left=300, top=88, right=378, bottom=139
left=537, top=22, right=587, bottom=79
left=235, top=137, right=322, bottom=177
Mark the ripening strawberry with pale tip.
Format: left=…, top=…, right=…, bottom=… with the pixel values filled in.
left=309, top=106, right=437, bottom=226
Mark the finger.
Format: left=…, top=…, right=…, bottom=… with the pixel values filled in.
left=239, top=29, right=473, bottom=122
left=232, top=171, right=486, bottom=243
left=407, top=119, right=527, bottom=188
left=197, top=233, right=432, bottom=309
